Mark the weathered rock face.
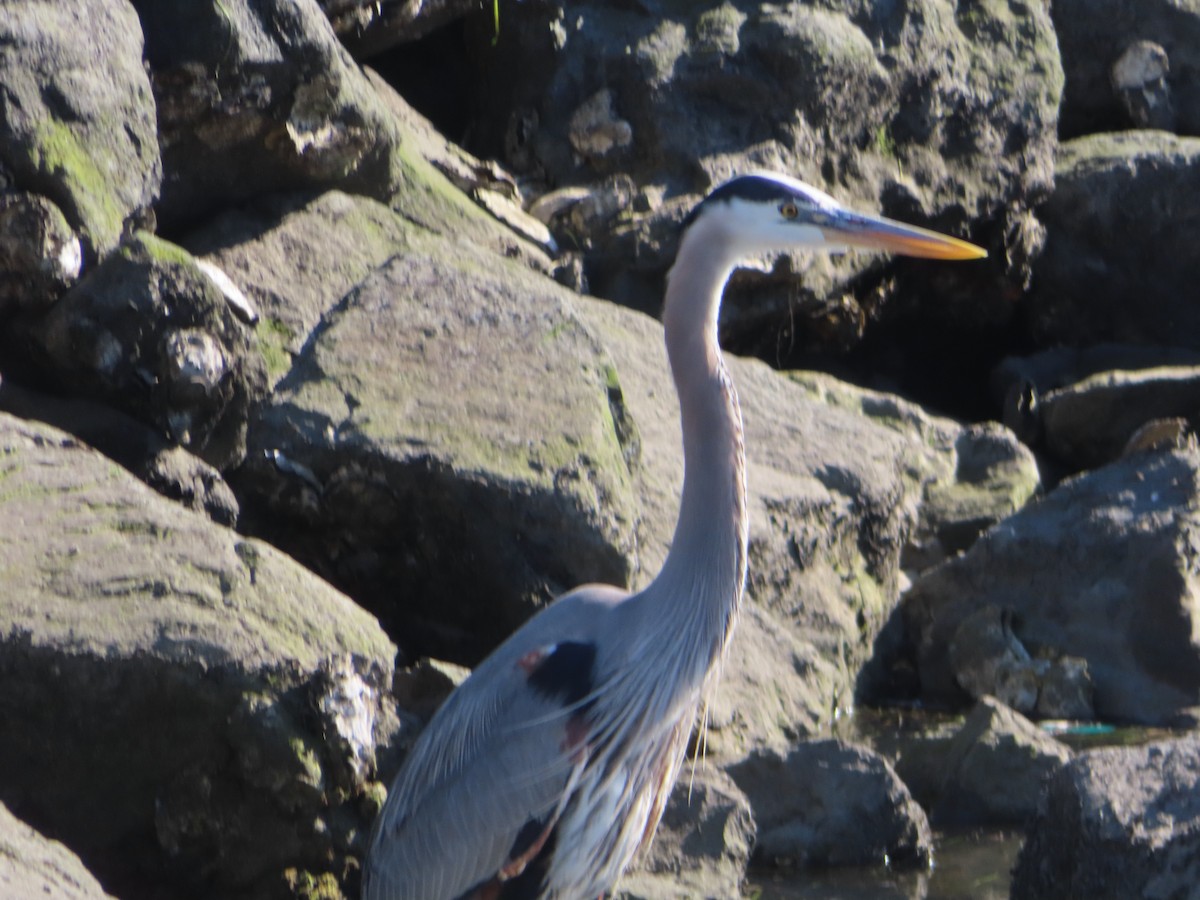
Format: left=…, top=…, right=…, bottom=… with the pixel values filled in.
left=0, top=802, right=117, bottom=900
left=905, top=446, right=1200, bottom=726
left=727, top=739, right=932, bottom=870
left=0, top=0, right=161, bottom=262
left=1026, top=132, right=1200, bottom=352
left=24, top=232, right=266, bottom=471
left=1052, top=0, right=1200, bottom=138
left=239, top=240, right=639, bottom=664
left=1011, top=735, right=1200, bottom=900
left=931, top=697, right=1072, bottom=827
left=131, top=0, right=420, bottom=231
left=0, top=413, right=399, bottom=898
left=462, top=0, right=1061, bottom=356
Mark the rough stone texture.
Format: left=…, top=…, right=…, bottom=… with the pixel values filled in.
left=1040, top=367, right=1200, bottom=471
left=239, top=239, right=639, bottom=664
left=0, top=378, right=239, bottom=527
left=904, top=446, right=1200, bottom=727
left=25, top=232, right=267, bottom=471
left=1026, top=132, right=1200, bottom=353
left=184, top=190, right=418, bottom=388
left=0, top=802, right=116, bottom=900
left=467, top=0, right=1061, bottom=357
left=618, top=765, right=756, bottom=900
left=0, top=412, right=398, bottom=898
left=931, top=697, right=1072, bottom=827
left=727, top=739, right=932, bottom=870
left=0, top=0, right=161, bottom=262
left=0, top=192, right=82, bottom=316
left=1011, top=735, right=1200, bottom=900
left=1051, top=0, right=1200, bottom=138
left=320, top=0, right=479, bottom=56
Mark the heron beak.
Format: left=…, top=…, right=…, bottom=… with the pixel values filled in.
left=816, top=209, right=987, bottom=261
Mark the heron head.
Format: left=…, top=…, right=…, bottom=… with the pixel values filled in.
left=686, top=172, right=987, bottom=262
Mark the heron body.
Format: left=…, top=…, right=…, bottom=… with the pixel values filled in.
left=362, top=173, right=985, bottom=900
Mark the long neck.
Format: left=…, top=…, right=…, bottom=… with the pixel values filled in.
left=641, top=224, right=749, bottom=677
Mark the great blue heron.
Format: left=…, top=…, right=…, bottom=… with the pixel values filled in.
left=362, top=172, right=985, bottom=900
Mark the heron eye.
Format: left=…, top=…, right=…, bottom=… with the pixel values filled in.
left=780, top=201, right=799, bottom=220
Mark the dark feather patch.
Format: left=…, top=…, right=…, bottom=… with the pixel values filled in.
left=527, top=641, right=596, bottom=708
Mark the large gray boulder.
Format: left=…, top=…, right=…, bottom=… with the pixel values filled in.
left=239, top=237, right=639, bottom=664
left=0, top=0, right=161, bottom=263
left=1026, top=132, right=1200, bottom=352
left=1011, top=735, right=1200, bottom=900
left=0, top=412, right=398, bottom=898
left=727, top=740, right=932, bottom=870
left=0, top=803, right=115, bottom=900
left=905, top=445, right=1200, bottom=726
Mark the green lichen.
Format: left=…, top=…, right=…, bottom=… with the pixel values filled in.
left=29, top=119, right=127, bottom=255
left=256, top=317, right=298, bottom=383
left=124, top=231, right=196, bottom=269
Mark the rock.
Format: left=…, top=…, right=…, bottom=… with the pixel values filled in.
left=1111, top=40, right=1176, bottom=131
left=184, top=190, right=418, bottom=388
left=0, top=379, right=239, bottom=527
left=904, top=445, right=1200, bottom=726
left=727, top=739, right=932, bottom=870
left=1011, top=735, right=1200, bottom=900
left=931, top=697, right=1072, bottom=827
left=23, top=232, right=267, bottom=471
left=618, top=765, right=755, bottom=900
left=132, top=0, right=472, bottom=235
left=1026, top=132, right=1200, bottom=352
left=0, top=193, right=82, bottom=317
left=915, top=422, right=1040, bottom=557
left=0, top=0, right=161, bottom=261
left=465, top=0, right=1061, bottom=357
left=238, top=238, right=639, bottom=664
left=0, top=412, right=398, bottom=898
left=949, top=605, right=1040, bottom=715
left=0, top=802, right=116, bottom=900
left=1052, top=0, right=1200, bottom=137
left=319, top=0, right=478, bottom=57
left=1040, top=367, right=1200, bottom=471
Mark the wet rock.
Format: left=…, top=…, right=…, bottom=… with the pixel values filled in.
left=132, top=0, right=418, bottom=231
left=0, top=0, right=161, bottom=261
left=0, top=802, right=115, bottom=900
left=1040, top=367, right=1200, bottom=471
left=0, top=193, right=82, bottom=316
left=239, top=239, right=639, bottom=665
left=0, top=413, right=398, bottom=898
left=931, top=697, right=1072, bottom=827
left=618, top=765, right=756, bottom=900
left=1011, top=735, right=1200, bottom=900
left=1027, top=132, right=1200, bottom=353
left=1052, top=0, right=1200, bottom=137
left=905, top=446, right=1200, bottom=726
left=728, top=740, right=932, bottom=870
left=28, top=232, right=267, bottom=471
